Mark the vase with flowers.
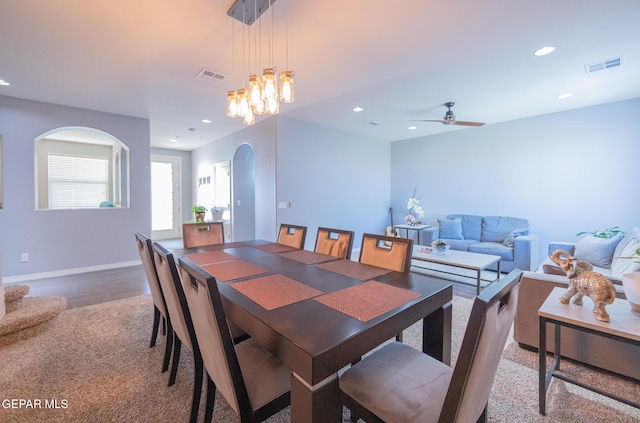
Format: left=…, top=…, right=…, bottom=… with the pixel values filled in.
left=405, top=188, right=424, bottom=226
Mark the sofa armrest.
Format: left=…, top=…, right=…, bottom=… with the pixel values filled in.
left=547, top=241, right=575, bottom=257
left=513, top=233, right=542, bottom=271
left=421, top=227, right=439, bottom=245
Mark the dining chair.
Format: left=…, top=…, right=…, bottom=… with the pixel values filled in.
left=183, top=221, right=224, bottom=248
left=178, top=257, right=291, bottom=423
left=277, top=223, right=307, bottom=249
left=152, top=242, right=203, bottom=423
left=134, top=233, right=172, bottom=373
left=358, top=233, right=413, bottom=273
left=314, top=227, right=354, bottom=259
left=340, top=270, right=523, bottom=423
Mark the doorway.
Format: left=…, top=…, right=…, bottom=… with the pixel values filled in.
left=213, top=161, right=231, bottom=241
left=232, top=144, right=256, bottom=241
left=151, top=155, right=181, bottom=240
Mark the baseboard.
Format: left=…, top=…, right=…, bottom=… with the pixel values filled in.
left=2, top=260, right=142, bottom=284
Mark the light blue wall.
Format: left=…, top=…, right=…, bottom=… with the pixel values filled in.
left=391, top=98, right=640, bottom=253
left=276, top=117, right=391, bottom=252
left=0, top=95, right=151, bottom=279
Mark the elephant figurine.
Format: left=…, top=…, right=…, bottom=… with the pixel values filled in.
left=550, top=249, right=617, bottom=322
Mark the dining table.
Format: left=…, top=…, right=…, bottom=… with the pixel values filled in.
left=165, top=239, right=453, bottom=423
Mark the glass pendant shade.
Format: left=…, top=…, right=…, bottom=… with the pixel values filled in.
left=261, top=68, right=279, bottom=114
left=279, top=70, right=295, bottom=103
left=226, top=90, right=239, bottom=117
left=243, top=104, right=255, bottom=125
left=237, top=88, right=248, bottom=118
left=248, top=74, right=265, bottom=114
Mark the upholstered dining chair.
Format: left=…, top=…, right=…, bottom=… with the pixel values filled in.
left=340, top=270, right=523, bottom=423
left=314, top=227, right=355, bottom=259
left=152, top=242, right=203, bottom=423
left=359, top=233, right=413, bottom=273
left=178, top=257, right=291, bottom=423
left=134, top=233, right=172, bottom=373
left=277, top=223, right=307, bottom=249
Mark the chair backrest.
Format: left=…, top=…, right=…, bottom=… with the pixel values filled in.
left=358, top=233, right=413, bottom=273
left=183, top=221, right=225, bottom=248
left=134, top=233, right=168, bottom=318
left=315, top=227, right=354, bottom=260
left=439, top=270, right=523, bottom=423
left=151, top=242, right=197, bottom=353
left=178, top=257, right=251, bottom=417
left=277, top=224, right=307, bottom=249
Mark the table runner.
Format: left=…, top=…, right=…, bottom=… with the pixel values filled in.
left=314, top=280, right=421, bottom=322
left=184, top=251, right=237, bottom=265
left=278, top=249, right=337, bottom=265
left=201, top=260, right=269, bottom=282
left=251, top=243, right=300, bottom=254
left=231, top=274, right=324, bottom=310
left=315, top=260, right=391, bottom=281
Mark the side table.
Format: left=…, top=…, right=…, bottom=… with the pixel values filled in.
left=538, top=287, right=640, bottom=415
left=393, top=224, right=431, bottom=245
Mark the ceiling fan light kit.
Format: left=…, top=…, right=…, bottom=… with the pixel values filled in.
left=412, top=101, right=485, bottom=127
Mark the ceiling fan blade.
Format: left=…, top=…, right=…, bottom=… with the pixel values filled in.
left=452, top=121, right=485, bottom=126
left=410, top=119, right=447, bottom=123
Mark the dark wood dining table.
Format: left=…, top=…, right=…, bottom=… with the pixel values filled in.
left=166, top=239, right=453, bottom=423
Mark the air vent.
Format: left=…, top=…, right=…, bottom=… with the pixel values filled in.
left=584, top=56, right=624, bottom=74
left=196, top=68, right=227, bottom=84
left=362, top=121, right=380, bottom=127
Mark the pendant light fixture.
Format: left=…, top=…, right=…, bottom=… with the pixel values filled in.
left=226, top=18, right=239, bottom=117
left=279, top=0, right=294, bottom=103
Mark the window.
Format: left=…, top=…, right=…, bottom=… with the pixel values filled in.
left=48, top=154, right=108, bottom=209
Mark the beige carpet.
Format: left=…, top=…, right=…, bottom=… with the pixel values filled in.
left=0, top=294, right=638, bottom=422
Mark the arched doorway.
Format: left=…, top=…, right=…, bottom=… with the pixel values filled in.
left=232, top=144, right=256, bottom=241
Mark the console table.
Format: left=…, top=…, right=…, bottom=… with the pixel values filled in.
left=538, top=287, right=640, bottom=415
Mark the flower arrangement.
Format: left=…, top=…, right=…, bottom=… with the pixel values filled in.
left=405, top=187, right=424, bottom=225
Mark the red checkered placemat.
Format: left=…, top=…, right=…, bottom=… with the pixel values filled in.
left=315, top=260, right=391, bottom=281
left=201, top=260, right=269, bottom=282
left=252, top=243, right=300, bottom=254
left=231, top=274, right=324, bottom=310
left=279, top=250, right=337, bottom=264
left=184, top=251, right=237, bottom=265
left=314, top=280, right=421, bottom=322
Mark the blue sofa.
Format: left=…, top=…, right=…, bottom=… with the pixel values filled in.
left=422, top=214, right=541, bottom=272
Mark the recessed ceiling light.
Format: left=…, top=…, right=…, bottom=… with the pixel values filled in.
left=353, top=107, right=363, bottom=112
left=534, top=46, right=555, bottom=56
left=557, top=93, right=573, bottom=99
left=169, top=138, right=178, bottom=142
left=201, top=119, right=212, bottom=124
left=0, top=79, right=10, bottom=86
left=408, top=126, right=417, bottom=130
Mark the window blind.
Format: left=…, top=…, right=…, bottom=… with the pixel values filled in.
left=48, top=154, right=108, bottom=209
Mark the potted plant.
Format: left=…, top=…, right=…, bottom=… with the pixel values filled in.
left=191, top=205, right=207, bottom=222
left=576, top=226, right=626, bottom=239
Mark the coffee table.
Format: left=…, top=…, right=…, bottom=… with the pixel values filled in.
left=412, top=245, right=501, bottom=294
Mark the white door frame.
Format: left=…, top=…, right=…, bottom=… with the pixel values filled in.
left=151, top=154, right=182, bottom=240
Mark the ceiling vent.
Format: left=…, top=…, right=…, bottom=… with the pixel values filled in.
left=362, top=121, right=380, bottom=127
left=584, top=56, right=624, bottom=74
left=196, top=68, right=227, bottom=84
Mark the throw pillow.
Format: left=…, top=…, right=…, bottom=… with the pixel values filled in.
left=503, top=228, right=529, bottom=247
left=574, top=234, right=623, bottom=269
left=438, top=218, right=464, bottom=240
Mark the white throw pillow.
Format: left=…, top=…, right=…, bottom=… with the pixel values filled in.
left=611, top=230, right=640, bottom=277
left=574, top=234, right=623, bottom=269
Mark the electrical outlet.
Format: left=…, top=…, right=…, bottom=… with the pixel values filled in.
left=21, top=253, right=29, bottom=263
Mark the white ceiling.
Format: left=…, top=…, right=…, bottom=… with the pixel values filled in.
left=1, top=0, right=639, bottom=151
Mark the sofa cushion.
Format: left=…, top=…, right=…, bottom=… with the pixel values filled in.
left=444, top=239, right=478, bottom=252
left=611, top=228, right=640, bottom=277
left=448, top=214, right=483, bottom=240
left=468, top=242, right=514, bottom=261
left=574, top=234, right=623, bottom=269
left=481, top=216, right=529, bottom=242
left=438, top=218, right=463, bottom=240
left=503, top=228, right=530, bottom=247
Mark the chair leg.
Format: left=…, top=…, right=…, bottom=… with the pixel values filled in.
left=168, top=335, right=182, bottom=386
left=161, top=315, right=167, bottom=336
left=204, top=372, right=217, bottom=423
left=395, top=331, right=403, bottom=342
left=150, top=306, right=162, bottom=347
left=476, top=404, right=487, bottom=423
left=189, top=350, right=204, bottom=423
left=162, top=322, right=174, bottom=373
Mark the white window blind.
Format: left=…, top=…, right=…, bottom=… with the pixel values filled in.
left=48, top=154, right=108, bottom=209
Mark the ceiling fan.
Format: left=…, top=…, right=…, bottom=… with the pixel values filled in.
left=412, top=102, right=485, bottom=127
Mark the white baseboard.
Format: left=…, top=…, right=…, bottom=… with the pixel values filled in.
left=2, top=260, right=142, bottom=284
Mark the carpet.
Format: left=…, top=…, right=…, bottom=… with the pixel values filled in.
left=0, top=294, right=638, bottom=422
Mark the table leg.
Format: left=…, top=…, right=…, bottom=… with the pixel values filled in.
left=423, top=301, right=452, bottom=366
left=476, top=269, right=481, bottom=295
left=539, top=316, right=547, bottom=415
left=291, top=372, right=341, bottom=423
